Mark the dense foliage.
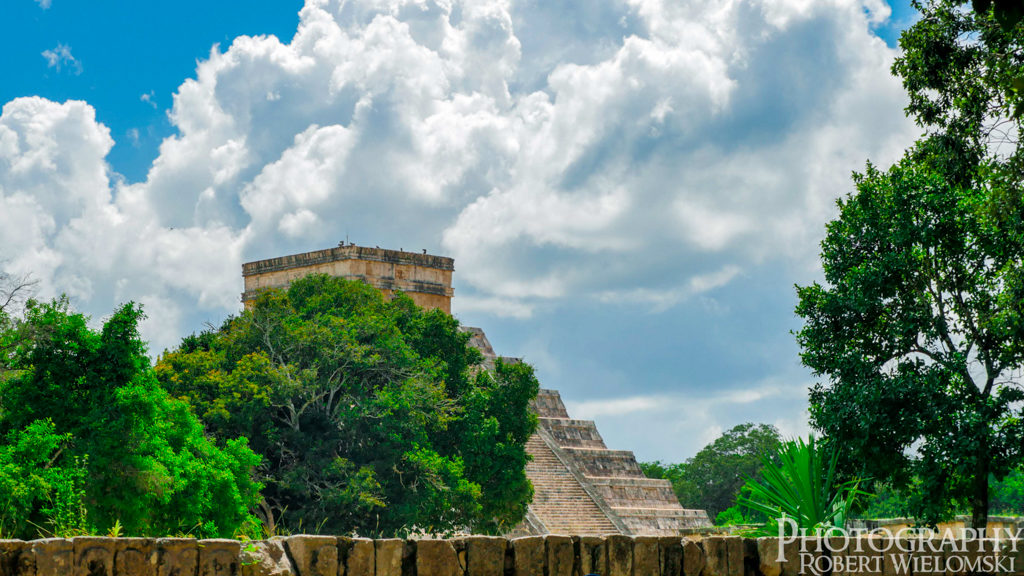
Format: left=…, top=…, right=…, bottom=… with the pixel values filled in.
left=0, top=299, right=262, bottom=539
left=155, top=275, right=538, bottom=536
left=797, top=155, right=1024, bottom=528
left=641, top=422, right=781, bottom=520
left=858, top=470, right=1024, bottom=519
left=797, top=0, right=1024, bottom=529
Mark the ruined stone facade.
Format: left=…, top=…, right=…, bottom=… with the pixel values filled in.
left=242, top=245, right=454, bottom=313
left=240, top=244, right=712, bottom=536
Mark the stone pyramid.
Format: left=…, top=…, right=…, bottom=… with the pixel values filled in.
left=465, top=327, right=712, bottom=536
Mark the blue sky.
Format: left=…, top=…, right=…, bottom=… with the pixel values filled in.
left=0, top=0, right=922, bottom=462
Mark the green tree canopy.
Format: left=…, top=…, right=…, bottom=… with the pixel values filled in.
left=796, top=156, right=1024, bottom=529
left=0, top=299, right=261, bottom=538
left=796, top=0, right=1024, bottom=531
left=641, top=422, right=780, bottom=519
left=155, top=274, right=538, bottom=536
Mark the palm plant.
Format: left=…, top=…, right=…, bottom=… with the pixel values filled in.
left=739, top=436, right=868, bottom=536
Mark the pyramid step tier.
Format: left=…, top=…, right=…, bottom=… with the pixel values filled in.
left=538, top=417, right=608, bottom=449
left=559, top=446, right=647, bottom=478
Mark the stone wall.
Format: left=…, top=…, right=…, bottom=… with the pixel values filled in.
left=5, top=534, right=1021, bottom=576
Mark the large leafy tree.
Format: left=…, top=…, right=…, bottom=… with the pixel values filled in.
left=796, top=0, right=1024, bottom=530
left=155, top=274, right=538, bottom=536
left=796, top=156, right=1024, bottom=529
left=0, top=299, right=262, bottom=538
left=641, top=422, right=780, bottom=518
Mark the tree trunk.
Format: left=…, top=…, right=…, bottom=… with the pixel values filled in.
left=970, top=443, right=989, bottom=534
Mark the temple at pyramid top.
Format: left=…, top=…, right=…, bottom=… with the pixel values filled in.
left=242, top=244, right=455, bottom=313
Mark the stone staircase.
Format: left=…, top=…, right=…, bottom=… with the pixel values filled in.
left=523, top=388, right=712, bottom=536
left=462, top=331, right=714, bottom=537
left=523, top=435, right=618, bottom=535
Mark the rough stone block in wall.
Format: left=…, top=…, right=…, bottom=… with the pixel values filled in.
left=511, top=537, right=544, bottom=576
left=198, top=539, right=240, bottom=576
left=547, top=535, right=574, bottom=576
left=33, top=539, right=72, bottom=576
left=742, top=537, right=758, bottom=576
left=683, top=539, right=705, bottom=576
left=703, top=537, right=743, bottom=576
left=1002, top=539, right=1024, bottom=576
left=0, top=540, right=28, bottom=576
left=789, top=537, right=831, bottom=576
left=755, top=538, right=781, bottom=576
left=606, top=535, right=634, bottom=576
left=155, top=538, right=198, bottom=576
left=114, top=538, right=155, bottom=576
left=375, top=539, right=405, bottom=576
left=465, top=536, right=505, bottom=576
left=341, top=537, right=374, bottom=576
left=633, top=536, right=661, bottom=576
left=658, top=537, right=683, bottom=576
left=882, top=538, right=912, bottom=576
left=844, top=538, right=882, bottom=576
left=286, top=536, right=337, bottom=576
left=239, top=539, right=293, bottom=576
left=575, top=535, right=606, bottom=576
left=416, top=540, right=459, bottom=576
left=74, top=536, right=115, bottom=576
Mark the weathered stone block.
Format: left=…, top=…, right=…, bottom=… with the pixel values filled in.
left=0, top=540, right=29, bottom=576
left=199, top=539, right=240, bottom=576
left=999, top=539, right=1024, bottom=576
left=417, top=540, right=459, bottom=576
left=741, top=539, right=757, bottom=576
left=726, top=537, right=743, bottom=576
left=882, top=539, right=912, bottom=576
left=286, top=536, right=337, bottom=576
left=239, top=539, right=293, bottom=576
left=375, top=539, right=405, bottom=576
left=704, top=537, right=743, bottom=576
left=683, top=539, right=705, bottom=576
left=826, top=536, right=849, bottom=576
left=156, top=538, right=198, bottom=576
left=341, top=538, right=374, bottom=576
left=755, top=538, right=780, bottom=576
left=575, top=536, right=605, bottom=576
left=465, top=536, right=505, bottom=576
left=606, top=535, right=632, bottom=576
left=512, top=537, right=544, bottom=576
left=114, top=538, right=155, bottom=576
left=74, top=536, right=115, bottom=576
left=631, top=536, right=658, bottom=576
left=658, top=537, right=683, bottom=576
left=32, top=539, right=73, bottom=576
left=547, top=535, right=574, bottom=576
left=842, top=538, right=881, bottom=576
left=915, top=538, right=946, bottom=576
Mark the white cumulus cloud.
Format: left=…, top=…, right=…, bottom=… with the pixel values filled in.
left=2, top=0, right=917, bottom=372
